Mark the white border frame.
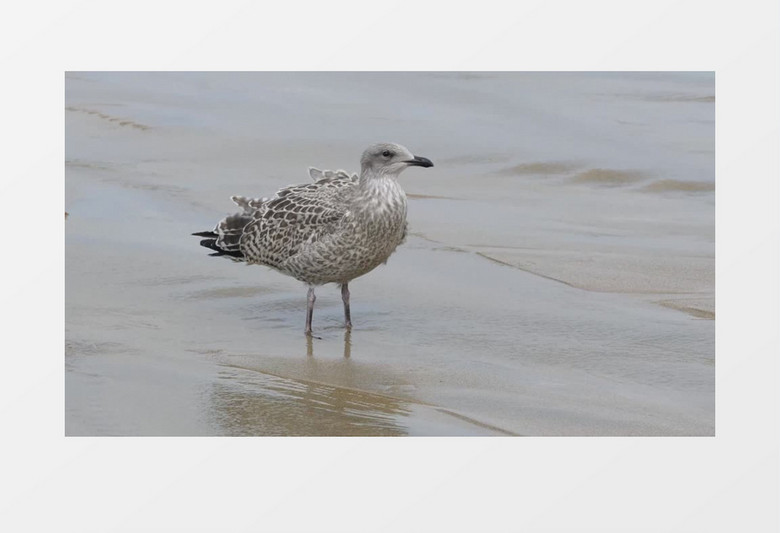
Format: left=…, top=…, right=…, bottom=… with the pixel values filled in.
left=3, top=1, right=778, bottom=531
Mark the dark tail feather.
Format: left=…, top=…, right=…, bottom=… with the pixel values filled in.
left=198, top=237, right=245, bottom=259
left=193, top=212, right=252, bottom=261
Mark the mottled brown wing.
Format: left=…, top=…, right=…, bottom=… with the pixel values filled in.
left=239, top=175, right=356, bottom=268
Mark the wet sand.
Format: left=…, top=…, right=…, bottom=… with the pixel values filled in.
left=65, top=72, right=714, bottom=435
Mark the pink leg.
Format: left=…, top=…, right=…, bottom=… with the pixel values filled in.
left=305, top=287, right=316, bottom=335
left=341, top=283, right=352, bottom=329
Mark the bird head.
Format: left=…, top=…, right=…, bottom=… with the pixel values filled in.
left=360, top=142, right=433, bottom=177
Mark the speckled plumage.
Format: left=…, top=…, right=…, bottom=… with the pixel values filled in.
left=194, top=143, right=433, bottom=334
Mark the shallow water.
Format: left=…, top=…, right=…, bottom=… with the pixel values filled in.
left=65, top=72, right=714, bottom=435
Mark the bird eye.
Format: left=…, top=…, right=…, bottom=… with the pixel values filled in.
left=382, top=150, right=392, bottom=157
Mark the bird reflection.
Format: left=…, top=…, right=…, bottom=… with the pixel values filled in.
left=343, top=330, right=351, bottom=358
left=207, top=364, right=412, bottom=436
left=306, top=329, right=352, bottom=358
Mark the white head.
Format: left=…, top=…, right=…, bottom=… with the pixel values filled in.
left=359, top=142, right=433, bottom=177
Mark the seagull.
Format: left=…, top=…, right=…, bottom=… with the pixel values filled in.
left=193, top=142, right=434, bottom=335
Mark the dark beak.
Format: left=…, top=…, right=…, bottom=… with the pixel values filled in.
left=404, top=155, right=434, bottom=168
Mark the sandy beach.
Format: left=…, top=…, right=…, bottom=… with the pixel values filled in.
left=65, top=72, right=714, bottom=435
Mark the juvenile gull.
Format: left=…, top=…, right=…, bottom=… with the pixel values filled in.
left=193, top=143, right=434, bottom=335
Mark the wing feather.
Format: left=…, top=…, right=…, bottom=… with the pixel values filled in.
left=239, top=172, right=357, bottom=267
